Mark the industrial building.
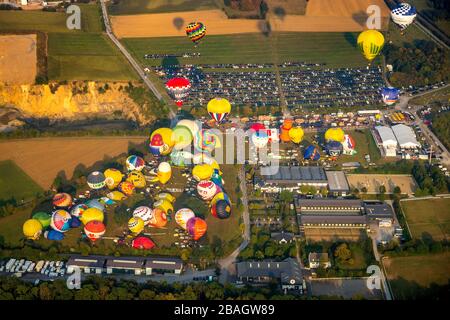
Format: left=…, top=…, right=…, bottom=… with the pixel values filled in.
left=144, top=257, right=183, bottom=275
left=391, top=124, right=421, bottom=150
left=66, top=256, right=105, bottom=274
left=106, top=257, right=146, bottom=275
left=375, top=126, right=398, bottom=157
left=325, top=171, right=350, bottom=196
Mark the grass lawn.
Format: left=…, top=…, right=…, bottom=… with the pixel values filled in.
left=401, top=198, right=450, bottom=241
left=336, top=246, right=368, bottom=270
left=122, top=32, right=370, bottom=68
left=0, top=160, right=43, bottom=202
left=410, top=86, right=450, bottom=105
left=108, top=0, right=218, bottom=15
left=384, top=252, right=450, bottom=299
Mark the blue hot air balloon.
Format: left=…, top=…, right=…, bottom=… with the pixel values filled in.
left=303, top=145, right=321, bottom=161
left=381, top=87, right=400, bottom=105
left=391, top=3, right=417, bottom=31
left=325, top=141, right=343, bottom=156
left=44, top=230, right=65, bottom=241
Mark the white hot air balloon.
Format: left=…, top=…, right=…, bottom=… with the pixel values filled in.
left=175, top=208, right=195, bottom=230
left=391, top=3, right=417, bottom=31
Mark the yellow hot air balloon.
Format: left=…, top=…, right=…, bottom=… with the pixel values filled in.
left=23, top=219, right=43, bottom=240
left=192, top=164, right=213, bottom=181
left=104, top=168, right=123, bottom=190
left=207, top=98, right=231, bottom=124
left=80, top=208, right=104, bottom=225
left=126, top=170, right=147, bottom=188
left=107, top=191, right=127, bottom=201
left=357, top=30, right=385, bottom=62
left=155, top=192, right=176, bottom=204
left=128, top=217, right=145, bottom=235
left=154, top=199, right=174, bottom=216
left=157, top=162, right=172, bottom=184
left=150, top=127, right=175, bottom=156
left=289, top=127, right=304, bottom=144
left=325, top=127, right=345, bottom=142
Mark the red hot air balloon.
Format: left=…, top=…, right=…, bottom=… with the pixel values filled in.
left=165, top=77, right=191, bottom=109
left=132, top=236, right=155, bottom=250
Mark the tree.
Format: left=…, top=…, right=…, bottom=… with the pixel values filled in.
left=334, top=243, right=352, bottom=263
left=361, top=186, right=368, bottom=194
left=393, top=186, right=401, bottom=195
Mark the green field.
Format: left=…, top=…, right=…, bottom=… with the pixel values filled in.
left=108, top=0, right=218, bottom=15
left=384, top=252, right=450, bottom=299
left=122, top=32, right=370, bottom=68
left=411, top=86, right=450, bottom=105
left=401, top=198, right=450, bottom=241
left=0, top=160, right=43, bottom=202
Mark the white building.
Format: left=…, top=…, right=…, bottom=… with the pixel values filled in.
left=375, top=126, right=398, bottom=157
left=392, top=124, right=420, bottom=150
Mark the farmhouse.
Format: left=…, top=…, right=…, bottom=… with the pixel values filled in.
left=364, top=201, right=395, bottom=223
left=271, top=231, right=295, bottom=244
left=308, top=253, right=331, bottom=269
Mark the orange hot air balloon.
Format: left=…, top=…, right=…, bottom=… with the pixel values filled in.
left=280, top=126, right=290, bottom=142
left=148, top=208, right=168, bottom=228
left=186, top=217, right=207, bottom=240
left=283, top=119, right=293, bottom=130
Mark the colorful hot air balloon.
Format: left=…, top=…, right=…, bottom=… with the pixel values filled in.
left=211, top=199, right=232, bottom=219
left=251, top=130, right=269, bottom=149
left=207, top=98, right=231, bottom=124
left=50, top=210, right=71, bottom=233
left=342, top=134, right=357, bottom=155
left=186, top=22, right=206, bottom=45
left=84, top=220, right=106, bottom=242
left=391, top=3, right=417, bottom=31
left=197, top=180, right=220, bottom=201
left=177, top=119, right=200, bottom=138
left=304, top=145, right=321, bottom=161
left=70, top=204, right=89, bottom=218
left=279, top=119, right=293, bottom=143
left=106, top=191, right=127, bottom=201
left=289, top=127, right=304, bottom=144
left=210, top=192, right=230, bottom=206
left=357, top=30, right=385, bottom=63
left=166, top=77, right=191, bottom=108
left=70, top=216, right=81, bottom=228
left=32, top=212, right=51, bottom=229
left=154, top=199, right=174, bottom=216
left=175, top=208, right=195, bottom=230
left=148, top=208, right=167, bottom=228
left=128, top=217, right=145, bottom=235
left=104, top=168, right=123, bottom=190
left=325, top=127, right=345, bottom=142
left=211, top=168, right=224, bottom=188
left=155, top=192, right=176, bottom=204
left=172, top=124, right=193, bottom=150
left=249, top=123, right=266, bottom=132
left=79, top=207, right=104, bottom=225
left=126, top=155, right=145, bottom=172
left=186, top=217, right=207, bottom=240
left=86, top=198, right=105, bottom=212
left=325, top=140, right=344, bottom=156
left=126, top=170, right=146, bottom=188
left=52, top=193, right=72, bottom=208
left=118, top=181, right=135, bottom=196
left=133, top=206, right=153, bottom=226
left=23, top=219, right=43, bottom=240
left=149, top=128, right=174, bottom=156
left=194, top=129, right=221, bottom=153
left=381, top=87, right=400, bottom=105
left=132, top=236, right=155, bottom=250
left=192, top=164, right=214, bottom=181
left=87, top=171, right=106, bottom=190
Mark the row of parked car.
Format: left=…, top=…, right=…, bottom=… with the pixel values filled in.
left=0, top=258, right=66, bottom=278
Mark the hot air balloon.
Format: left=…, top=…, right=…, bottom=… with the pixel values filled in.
left=106, top=191, right=127, bottom=201
left=155, top=192, right=176, bottom=204
left=194, top=129, right=221, bottom=153
left=50, top=210, right=71, bottom=233
left=133, top=206, right=153, bottom=226
left=289, top=127, right=304, bottom=144
left=172, top=124, right=193, bottom=150
left=79, top=208, right=104, bottom=225
left=70, top=216, right=81, bottom=228
left=279, top=119, right=293, bottom=143
left=128, top=217, right=145, bottom=235
left=149, top=128, right=174, bottom=156
left=23, top=219, right=43, bottom=240
left=118, top=181, right=135, bottom=196
left=249, top=123, right=266, bottom=132
left=32, top=212, right=51, bottom=229
left=251, top=130, right=269, bottom=149
left=211, top=192, right=230, bottom=206
left=104, top=168, right=123, bottom=190
left=87, top=171, right=106, bottom=190
left=177, top=119, right=200, bottom=139
left=126, top=155, right=145, bottom=172
left=166, top=77, right=191, bottom=108
left=175, top=208, right=195, bottom=230
left=381, top=87, right=400, bottom=105
left=186, top=217, right=207, bottom=240
left=154, top=199, right=174, bottom=216
left=207, top=98, right=231, bottom=124
left=357, top=30, right=385, bottom=63
left=197, top=180, right=220, bottom=201
left=153, top=162, right=172, bottom=185
left=325, top=127, right=345, bottom=142
left=303, top=145, right=321, bottom=161
left=70, top=204, right=89, bottom=218
left=148, top=208, right=167, bottom=228
left=211, top=199, right=232, bottom=219
left=186, top=22, right=206, bottom=45
left=86, top=198, right=105, bottom=212
left=192, top=164, right=213, bottom=181
left=211, top=168, right=224, bottom=188
left=52, top=193, right=72, bottom=208
left=391, top=3, right=417, bottom=31
left=325, top=140, right=344, bottom=156
left=44, top=230, right=64, bottom=241
left=342, top=134, right=357, bottom=155
left=132, top=236, right=155, bottom=250
left=127, top=170, right=146, bottom=188
left=170, top=150, right=193, bottom=167
left=192, top=153, right=220, bottom=172
left=84, top=220, right=106, bottom=242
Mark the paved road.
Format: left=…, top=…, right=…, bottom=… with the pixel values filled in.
left=369, top=233, right=393, bottom=300
left=99, top=0, right=176, bottom=119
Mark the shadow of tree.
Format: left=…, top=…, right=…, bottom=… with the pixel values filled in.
left=389, top=277, right=450, bottom=300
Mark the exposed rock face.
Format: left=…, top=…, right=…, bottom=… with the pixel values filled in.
left=0, top=81, right=150, bottom=124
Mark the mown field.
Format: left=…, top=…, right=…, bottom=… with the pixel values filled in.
left=401, top=198, right=450, bottom=241
left=122, top=32, right=370, bottom=68
left=0, top=160, right=43, bottom=202
left=108, top=0, right=218, bottom=15
left=0, top=4, right=136, bottom=81
left=384, top=252, right=450, bottom=299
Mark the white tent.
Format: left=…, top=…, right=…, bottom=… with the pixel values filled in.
left=392, top=124, right=420, bottom=149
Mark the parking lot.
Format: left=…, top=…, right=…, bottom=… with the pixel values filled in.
left=0, top=258, right=67, bottom=282
left=310, top=278, right=384, bottom=299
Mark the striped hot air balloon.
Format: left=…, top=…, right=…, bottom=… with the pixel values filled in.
left=207, top=98, right=231, bottom=124
left=185, top=22, right=206, bottom=44
left=391, top=3, right=417, bottom=31
left=357, top=30, right=385, bottom=63
left=165, top=77, right=191, bottom=108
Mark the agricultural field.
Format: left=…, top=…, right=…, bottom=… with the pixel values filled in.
left=400, top=197, right=450, bottom=241
left=108, top=0, right=219, bottom=15
left=0, top=160, right=43, bottom=202
left=384, top=252, right=450, bottom=299
left=123, top=32, right=369, bottom=68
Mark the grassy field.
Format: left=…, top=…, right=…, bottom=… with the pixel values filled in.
left=108, top=0, right=218, bottom=15
left=401, top=198, right=450, bottom=241
left=410, top=86, right=450, bottom=105
left=384, top=252, right=450, bottom=299
left=122, top=32, right=370, bottom=68
left=0, top=160, right=43, bottom=202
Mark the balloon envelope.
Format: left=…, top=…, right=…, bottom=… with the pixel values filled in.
left=44, top=230, right=64, bottom=241
left=197, top=180, right=220, bottom=201
left=207, top=98, right=231, bottom=123
left=186, top=217, right=207, bottom=241
left=126, top=155, right=145, bottom=171
left=150, top=128, right=174, bottom=156
left=127, top=170, right=146, bottom=188
left=32, top=212, right=51, bottom=229
left=86, top=199, right=105, bottom=212
left=133, top=206, right=153, bottom=226
left=52, top=193, right=72, bottom=208
left=84, top=220, right=106, bottom=242
left=155, top=192, right=176, bottom=204
left=79, top=208, right=104, bottom=225
left=251, top=130, right=269, bottom=149
left=357, top=30, right=385, bottom=62
left=381, top=87, right=400, bottom=105
left=192, top=164, right=213, bottom=181
left=118, top=181, right=135, bottom=196
left=104, top=168, right=123, bottom=189
left=23, top=219, right=43, bottom=240
left=391, top=3, right=417, bottom=30
left=175, top=208, right=195, bottom=230
left=186, top=22, right=206, bottom=44
left=87, top=171, right=106, bottom=190
left=211, top=199, right=232, bottom=219
left=289, top=127, right=304, bottom=144
left=148, top=208, right=167, bottom=228
left=128, top=217, right=145, bottom=235
left=166, top=77, right=191, bottom=107
left=50, top=210, right=71, bottom=233
left=132, top=236, right=155, bottom=250
left=326, top=140, right=344, bottom=156
left=304, top=145, right=321, bottom=161
left=325, top=127, right=345, bottom=142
